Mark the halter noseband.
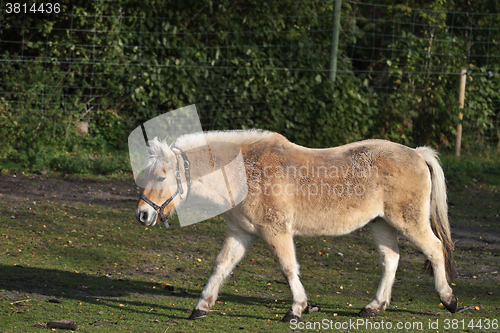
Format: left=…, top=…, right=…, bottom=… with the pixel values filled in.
left=139, top=149, right=190, bottom=228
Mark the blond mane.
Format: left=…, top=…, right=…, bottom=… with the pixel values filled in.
left=144, top=137, right=175, bottom=173
left=144, top=129, right=279, bottom=173
left=172, top=129, right=280, bottom=151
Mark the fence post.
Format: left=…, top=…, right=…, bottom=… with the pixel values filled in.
left=455, top=69, right=467, bottom=157
left=329, top=0, right=342, bottom=86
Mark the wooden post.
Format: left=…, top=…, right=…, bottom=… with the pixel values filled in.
left=455, top=69, right=466, bottom=157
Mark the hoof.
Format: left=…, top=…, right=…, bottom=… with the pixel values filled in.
left=305, top=303, right=321, bottom=314
left=282, top=309, right=301, bottom=323
left=443, top=295, right=458, bottom=313
left=188, top=309, right=208, bottom=320
left=359, top=307, right=378, bottom=318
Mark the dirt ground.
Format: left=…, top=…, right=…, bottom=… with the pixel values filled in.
left=0, top=173, right=139, bottom=209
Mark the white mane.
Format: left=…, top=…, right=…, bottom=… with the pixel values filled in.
left=144, top=130, right=278, bottom=173
left=144, top=137, right=175, bottom=173
left=172, top=129, right=279, bottom=151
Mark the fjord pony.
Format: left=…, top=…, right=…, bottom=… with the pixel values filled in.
left=136, top=130, right=457, bottom=322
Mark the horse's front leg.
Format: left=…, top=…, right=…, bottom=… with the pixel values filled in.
left=262, top=231, right=308, bottom=322
left=189, top=230, right=254, bottom=320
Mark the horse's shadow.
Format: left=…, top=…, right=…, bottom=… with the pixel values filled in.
left=0, top=264, right=438, bottom=321
left=0, top=265, right=446, bottom=320
left=0, top=264, right=273, bottom=320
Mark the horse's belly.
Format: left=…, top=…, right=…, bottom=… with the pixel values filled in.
left=292, top=201, right=383, bottom=237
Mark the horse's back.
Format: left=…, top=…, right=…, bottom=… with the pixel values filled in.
left=234, top=136, right=432, bottom=237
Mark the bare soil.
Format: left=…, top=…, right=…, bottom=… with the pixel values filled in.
left=0, top=173, right=138, bottom=208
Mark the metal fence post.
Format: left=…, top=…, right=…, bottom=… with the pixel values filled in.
left=329, top=0, right=342, bottom=86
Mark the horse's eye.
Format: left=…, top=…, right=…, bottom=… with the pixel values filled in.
left=156, top=177, right=166, bottom=183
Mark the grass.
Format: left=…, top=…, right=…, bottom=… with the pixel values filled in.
left=0, top=154, right=499, bottom=332
left=0, top=149, right=131, bottom=176
left=441, top=153, right=500, bottom=190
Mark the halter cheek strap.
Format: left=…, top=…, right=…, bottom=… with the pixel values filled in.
left=139, top=149, right=190, bottom=228
left=178, top=149, right=191, bottom=202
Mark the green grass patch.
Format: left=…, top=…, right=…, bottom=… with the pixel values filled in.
left=441, top=153, right=500, bottom=190
left=0, top=151, right=131, bottom=176
left=0, top=168, right=499, bottom=332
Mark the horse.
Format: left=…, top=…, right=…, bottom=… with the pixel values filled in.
left=135, top=129, right=458, bottom=322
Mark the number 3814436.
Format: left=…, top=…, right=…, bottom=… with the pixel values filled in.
left=5, top=3, right=61, bottom=14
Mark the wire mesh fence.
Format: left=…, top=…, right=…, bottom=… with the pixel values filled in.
left=344, top=1, right=500, bottom=151
left=0, top=0, right=498, bottom=153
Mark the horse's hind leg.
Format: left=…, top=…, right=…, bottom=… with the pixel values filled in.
left=189, top=230, right=254, bottom=320
left=386, top=209, right=457, bottom=313
left=401, top=221, right=457, bottom=312
left=360, top=218, right=400, bottom=318
left=261, top=231, right=307, bottom=323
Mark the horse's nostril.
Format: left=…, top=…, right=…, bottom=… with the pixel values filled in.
left=140, top=211, right=148, bottom=223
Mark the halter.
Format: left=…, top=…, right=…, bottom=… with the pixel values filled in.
left=139, top=149, right=190, bottom=228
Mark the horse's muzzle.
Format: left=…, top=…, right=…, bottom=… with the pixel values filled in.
left=136, top=208, right=157, bottom=226
left=136, top=208, right=171, bottom=228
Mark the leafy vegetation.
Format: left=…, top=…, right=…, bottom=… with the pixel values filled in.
left=0, top=0, right=499, bottom=171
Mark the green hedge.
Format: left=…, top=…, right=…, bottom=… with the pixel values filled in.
left=0, top=0, right=498, bottom=172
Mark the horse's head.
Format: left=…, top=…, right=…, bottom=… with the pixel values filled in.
left=135, top=138, right=188, bottom=227
left=134, top=134, right=249, bottom=228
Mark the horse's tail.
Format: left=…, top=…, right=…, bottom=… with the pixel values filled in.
left=415, top=147, right=455, bottom=281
